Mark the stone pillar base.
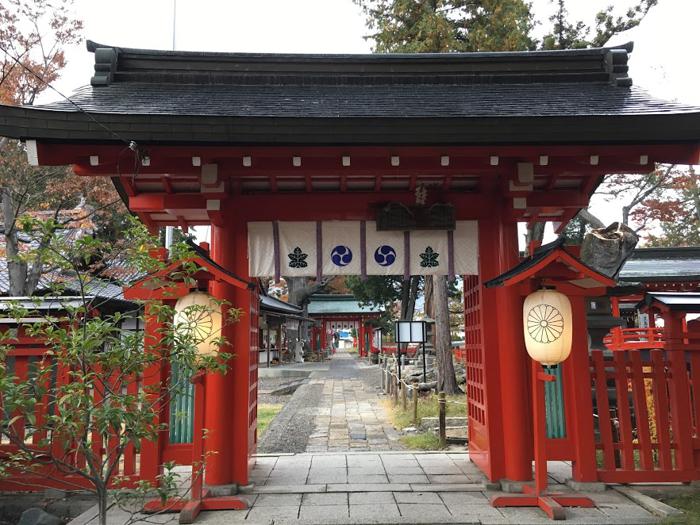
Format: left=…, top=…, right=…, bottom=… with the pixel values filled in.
left=566, top=479, right=607, bottom=493
left=206, top=483, right=239, bottom=497
left=499, top=479, right=530, bottom=493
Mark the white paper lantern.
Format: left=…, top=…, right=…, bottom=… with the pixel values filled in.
left=523, top=289, right=572, bottom=365
left=174, top=291, right=222, bottom=357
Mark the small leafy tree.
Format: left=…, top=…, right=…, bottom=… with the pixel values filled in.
left=579, top=165, right=700, bottom=247
left=632, top=166, right=700, bottom=247
left=0, top=217, right=239, bottom=525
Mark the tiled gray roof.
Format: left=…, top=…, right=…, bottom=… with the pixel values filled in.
left=0, top=265, right=128, bottom=301
left=1, top=40, right=697, bottom=145
left=619, top=247, right=700, bottom=281
left=40, top=82, right=696, bottom=118
left=260, top=295, right=303, bottom=316
left=308, top=294, right=383, bottom=315
left=642, top=292, right=700, bottom=312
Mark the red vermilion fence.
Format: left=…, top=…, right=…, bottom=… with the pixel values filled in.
left=603, top=327, right=666, bottom=351
left=382, top=344, right=420, bottom=357
left=0, top=347, right=148, bottom=491
left=452, top=347, right=467, bottom=362
left=591, top=328, right=700, bottom=483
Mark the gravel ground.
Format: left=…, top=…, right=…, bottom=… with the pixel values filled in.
left=356, top=363, right=383, bottom=390
left=258, top=377, right=298, bottom=392
left=258, top=377, right=300, bottom=405
left=259, top=392, right=292, bottom=405
left=256, top=380, right=324, bottom=453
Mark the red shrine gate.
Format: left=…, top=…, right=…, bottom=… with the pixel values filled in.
left=0, top=40, right=699, bottom=490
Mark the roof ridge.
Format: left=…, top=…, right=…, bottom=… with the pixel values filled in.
left=630, top=246, right=700, bottom=259
left=86, top=39, right=634, bottom=58
left=86, top=39, right=634, bottom=88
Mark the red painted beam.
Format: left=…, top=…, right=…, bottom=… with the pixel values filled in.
left=129, top=194, right=207, bottom=211
left=128, top=191, right=496, bottom=220
left=35, top=142, right=700, bottom=167
left=129, top=188, right=590, bottom=225
left=527, top=191, right=588, bottom=209
left=72, top=157, right=656, bottom=178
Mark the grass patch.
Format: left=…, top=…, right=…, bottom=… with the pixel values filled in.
left=383, top=392, right=466, bottom=451
left=257, top=403, right=283, bottom=436
left=659, top=494, right=700, bottom=525
left=400, top=432, right=442, bottom=450
left=387, top=393, right=466, bottom=429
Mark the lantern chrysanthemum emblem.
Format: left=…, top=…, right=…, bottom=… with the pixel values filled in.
left=522, top=289, right=573, bottom=366
left=526, top=304, right=564, bottom=343
left=174, top=291, right=222, bottom=357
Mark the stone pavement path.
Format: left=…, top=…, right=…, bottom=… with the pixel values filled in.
left=304, top=351, right=403, bottom=452
left=227, top=452, right=657, bottom=524
left=258, top=350, right=402, bottom=453
left=80, top=452, right=660, bottom=525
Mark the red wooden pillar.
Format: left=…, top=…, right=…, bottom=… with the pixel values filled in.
left=207, top=211, right=253, bottom=487
left=359, top=321, right=365, bottom=357
left=276, top=325, right=282, bottom=354
left=229, top=213, right=254, bottom=484
left=477, top=202, right=531, bottom=482
left=321, top=320, right=326, bottom=351
left=140, top=302, right=168, bottom=484
left=566, top=295, right=598, bottom=481
left=610, top=296, right=620, bottom=317
left=206, top=222, right=236, bottom=486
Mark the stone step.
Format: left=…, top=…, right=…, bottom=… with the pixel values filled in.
left=419, top=416, right=467, bottom=429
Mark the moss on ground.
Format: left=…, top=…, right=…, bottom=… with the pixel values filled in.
left=400, top=432, right=442, bottom=450
left=659, top=494, right=700, bottom=525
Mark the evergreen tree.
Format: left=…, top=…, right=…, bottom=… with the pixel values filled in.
left=352, top=0, right=663, bottom=394
left=354, top=0, right=535, bottom=53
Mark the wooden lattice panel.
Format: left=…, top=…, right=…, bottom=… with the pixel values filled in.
left=464, top=275, right=488, bottom=450
left=249, top=290, right=259, bottom=450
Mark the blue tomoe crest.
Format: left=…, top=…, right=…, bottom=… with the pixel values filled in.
left=331, top=245, right=353, bottom=266
left=374, top=245, right=396, bottom=266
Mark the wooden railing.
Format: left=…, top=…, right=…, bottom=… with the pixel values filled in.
left=452, top=347, right=467, bottom=362
left=0, top=348, right=153, bottom=491
left=382, top=344, right=420, bottom=357
left=590, top=341, right=700, bottom=483
left=603, top=327, right=666, bottom=351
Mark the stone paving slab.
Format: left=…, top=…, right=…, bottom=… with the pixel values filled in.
left=77, top=351, right=669, bottom=525
left=303, top=352, right=404, bottom=452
